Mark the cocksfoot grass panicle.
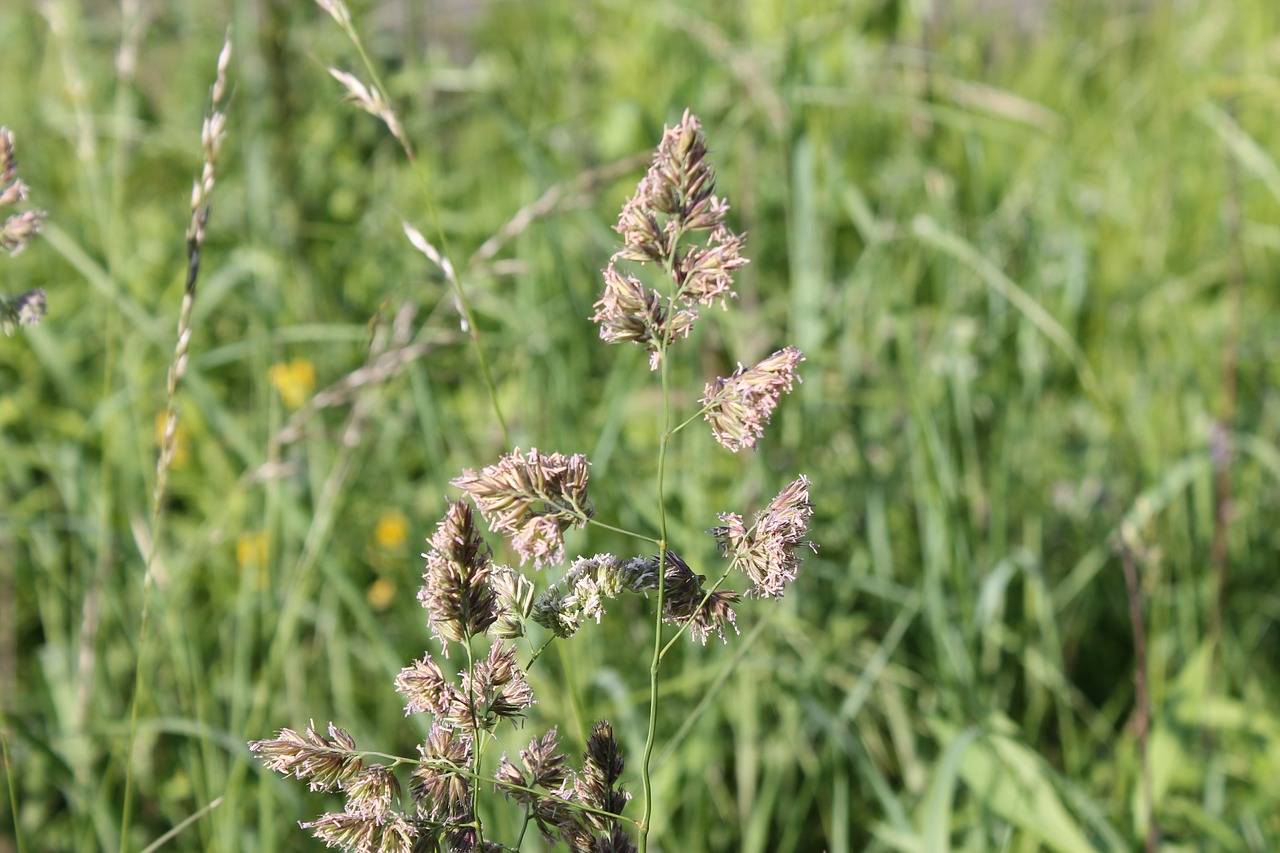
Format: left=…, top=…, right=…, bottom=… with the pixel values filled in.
left=592, top=109, right=747, bottom=370
left=253, top=108, right=812, bottom=853
left=452, top=448, right=594, bottom=569
left=702, top=346, right=806, bottom=452
left=711, top=475, right=816, bottom=600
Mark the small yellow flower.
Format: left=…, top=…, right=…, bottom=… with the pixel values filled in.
left=373, top=510, right=410, bottom=549
left=367, top=577, right=396, bottom=611
left=237, top=531, right=269, bottom=568
left=268, top=358, right=316, bottom=409
left=154, top=410, right=191, bottom=468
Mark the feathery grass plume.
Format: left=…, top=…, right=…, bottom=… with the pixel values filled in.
left=412, top=724, right=474, bottom=823
left=490, top=565, right=537, bottom=638
left=0, top=127, right=49, bottom=334
left=592, top=110, right=746, bottom=369
left=652, top=551, right=740, bottom=644
left=300, top=811, right=416, bottom=853
left=461, top=640, right=535, bottom=730
left=710, top=475, right=815, bottom=600
left=452, top=448, right=593, bottom=568
left=701, top=346, right=805, bottom=452
left=394, top=652, right=459, bottom=718
left=250, top=721, right=364, bottom=792
left=420, top=499, right=500, bottom=650
left=531, top=554, right=657, bottom=638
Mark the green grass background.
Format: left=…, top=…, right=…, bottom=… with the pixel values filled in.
left=2, top=0, right=1279, bottom=850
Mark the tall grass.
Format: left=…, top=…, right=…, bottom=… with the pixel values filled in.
left=2, top=0, right=1278, bottom=850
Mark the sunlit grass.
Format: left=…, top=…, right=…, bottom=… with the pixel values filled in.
left=2, top=0, right=1278, bottom=850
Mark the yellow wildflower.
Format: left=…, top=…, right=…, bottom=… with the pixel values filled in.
left=237, top=531, right=269, bottom=568
left=367, top=577, right=396, bottom=611
left=268, top=358, right=316, bottom=409
left=374, top=510, right=410, bottom=549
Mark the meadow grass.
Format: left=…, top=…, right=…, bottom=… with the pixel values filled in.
left=2, top=0, right=1279, bottom=850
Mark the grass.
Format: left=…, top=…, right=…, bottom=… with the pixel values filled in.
left=3, top=0, right=1280, bottom=850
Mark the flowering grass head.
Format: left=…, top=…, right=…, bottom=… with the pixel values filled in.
left=702, top=347, right=805, bottom=452
left=711, top=476, right=816, bottom=600
left=451, top=447, right=593, bottom=568
left=252, top=105, right=812, bottom=853
left=592, top=110, right=747, bottom=369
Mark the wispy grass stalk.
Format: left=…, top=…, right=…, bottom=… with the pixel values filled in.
left=1117, top=537, right=1157, bottom=853
left=313, top=0, right=510, bottom=447
left=119, top=31, right=231, bottom=852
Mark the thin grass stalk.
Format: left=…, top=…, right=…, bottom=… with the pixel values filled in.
left=1, top=727, right=24, bottom=853
left=638, top=350, right=674, bottom=851
left=120, top=32, right=230, bottom=851
left=315, top=0, right=510, bottom=447
left=1118, top=541, right=1157, bottom=853
left=1208, top=97, right=1243, bottom=666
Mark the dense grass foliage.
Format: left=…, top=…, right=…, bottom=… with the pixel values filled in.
left=2, top=0, right=1278, bottom=850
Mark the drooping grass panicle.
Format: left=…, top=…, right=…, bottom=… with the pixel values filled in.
left=249, top=721, right=364, bottom=793
left=452, top=448, right=593, bottom=569
left=701, top=346, right=805, bottom=452
left=711, top=475, right=815, bottom=600
left=419, top=499, right=499, bottom=651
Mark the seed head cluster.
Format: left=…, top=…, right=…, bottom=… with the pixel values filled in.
left=252, top=108, right=814, bottom=853
left=592, top=110, right=747, bottom=369
left=711, top=476, right=816, bottom=600
left=702, top=347, right=805, bottom=452
left=452, top=448, right=593, bottom=569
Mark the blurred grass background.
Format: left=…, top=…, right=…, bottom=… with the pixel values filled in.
left=2, top=0, right=1279, bottom=850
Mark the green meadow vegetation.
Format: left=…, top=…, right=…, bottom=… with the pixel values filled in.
left=2, top=0, right=1279, bottom=850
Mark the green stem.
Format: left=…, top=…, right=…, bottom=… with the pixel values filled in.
left=638, top=347, right=674, bottom=851
left=584, top=517, right=661, bottom=544
left=463, top=641, right=485, bottom=848
left=336, top=12, right=511, bottom=449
